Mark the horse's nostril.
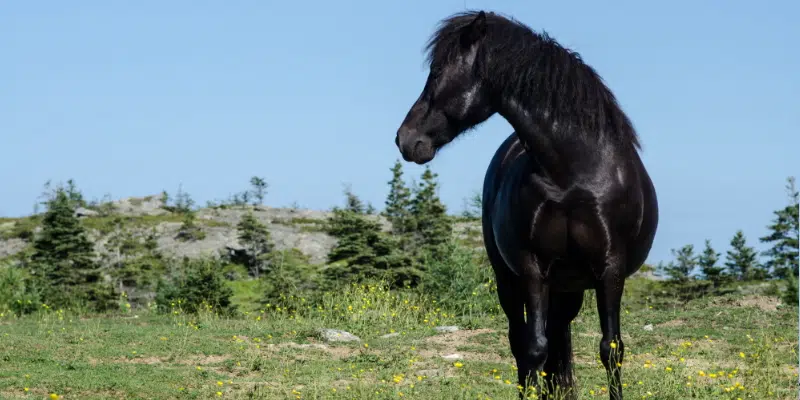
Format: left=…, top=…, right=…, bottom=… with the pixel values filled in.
left=395, top=136, right=400, bottom=147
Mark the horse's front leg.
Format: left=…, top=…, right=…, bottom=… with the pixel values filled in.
left=519, top=255, right=550, bottom=397
left=595, top=262, right=626, bottom=400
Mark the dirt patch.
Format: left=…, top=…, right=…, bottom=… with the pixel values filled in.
left=268, top=342, right=357, bottom=359
left=734, top=295, right=779, bottom=312
left=172, top=354, right=231, bottom=365
left=420, top=328, right=509, bottom=363
left=656, top=319, right=685, bottom=328
left=111, top=356, right=163, bottom=364
left=425, top=328, right=497, bottom=349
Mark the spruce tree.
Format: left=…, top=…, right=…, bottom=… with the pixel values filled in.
left=384, top=160, right=414, bottom=236
left=697, top=239, right=726, bottom=286
left=410, top=166, right=452, bottom=260
left=662, top=244, right=697, bottom=282
left=236, top=211, right=273, bottom=278
left=249, top=176, right=268, bottom=206
left=343, top=184, right=366, bottom=214
left=460, top=191, right=482, bottom=219
left=325, top=189, right=419, bottom=287
left=30, top=189, right=114, bottom=310
left=725, top=230, right=761, bottom=281
left=759, top=176, right=799, bottom=279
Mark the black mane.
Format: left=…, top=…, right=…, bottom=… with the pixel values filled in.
left=425, top=11, right=641, bottom=150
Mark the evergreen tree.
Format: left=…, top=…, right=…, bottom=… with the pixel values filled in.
left=104, top=219, right=166, bottom=300
left=662, top=244, right=697, bottom=282
left=236, top=211, right=273, bottom=278
left=460, top=191, right=483, bottom=219
left=384, top=160, right=414, bottom=236
left=249, top=176, right=268, bottom=206
left=343, top=184, right=366, bottom=214
left=697, top=239, right=726, bottom=286
left=173, top=184, right=195, bottom=213
left=30, top=189, right=114, bottom=311
left=759, top=176, right=799, bottom=279
left=725, top=230, right=761, bottom=281
left=325, top=189, right=419, bottom=287
left=410, top=166, right=452, bottom=260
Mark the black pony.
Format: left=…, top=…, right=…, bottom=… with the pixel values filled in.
left=395, top=11, right=658, bottom=400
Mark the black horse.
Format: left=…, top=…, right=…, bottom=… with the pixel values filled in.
left=395, top=11, right=658, bottom=400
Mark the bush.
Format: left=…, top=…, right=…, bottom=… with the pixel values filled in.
left=0, top=264, right=41, bottom=316
left=783, top=275, right=799, bottom=306
left=261, top=249, right=320, bottom=307
left=417, top=240, right=498, bottom=318
left=155, top=257, right=237, bottom=315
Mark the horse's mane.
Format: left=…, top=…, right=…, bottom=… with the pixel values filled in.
left=425, top=11, right=641, bottom=150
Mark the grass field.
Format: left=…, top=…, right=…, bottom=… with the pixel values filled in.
left=0, top=280, right=797, bottom=399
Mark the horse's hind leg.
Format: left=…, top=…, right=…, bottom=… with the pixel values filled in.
left=518, top=257, right=550, bottom=395
left=595, top=267, right=626, bottom=400
left=544, top=291, right=584, bottom=400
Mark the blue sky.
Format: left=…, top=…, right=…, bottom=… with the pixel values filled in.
left=1, top=0, right=797, bottom=265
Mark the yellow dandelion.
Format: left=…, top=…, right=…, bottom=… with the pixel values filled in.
left=217, top=381, right=223, bottom=386
left=454, top=361, right=464, bottom=368
left=49, top=394, right=59, bottom=400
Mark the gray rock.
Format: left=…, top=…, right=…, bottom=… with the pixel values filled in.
left=316, top=328, right=361, bottom=343
left=380, top=332, right=401, bottom=339
left=74, top=207, right=99, bottom=218
left=441, top=353, right=463, bottom=360
left=112, top=195, right=169, bottom=216
left=643, top=324, right=654, bottom=331
left=0, top=238, right=27, bottom=260
left=434, top=325, right=460, bottom=333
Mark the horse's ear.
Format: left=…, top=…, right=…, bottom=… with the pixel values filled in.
left=461, top=11, right=487, bottom=47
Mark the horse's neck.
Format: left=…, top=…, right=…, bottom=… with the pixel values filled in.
left=498, top=98, right=609, bottom=186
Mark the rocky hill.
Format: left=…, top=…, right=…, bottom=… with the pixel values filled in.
left=0, top=195, right=482, bottom=266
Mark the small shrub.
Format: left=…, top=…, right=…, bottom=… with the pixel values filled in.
left=260, top=249, right=319, bottom=306
left=155, top=257, right=237, bottom=315
left=0, top=264, right=41, bottom=316
left=783, top=274, right=799, bottom=306
left=417, top=240, right=498, bottom=318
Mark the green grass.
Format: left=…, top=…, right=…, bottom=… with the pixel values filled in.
left=0, top=280, right=797, bottom=399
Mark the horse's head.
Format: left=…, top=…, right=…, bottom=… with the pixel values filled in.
left=395, top=11, right=494, bottom=165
